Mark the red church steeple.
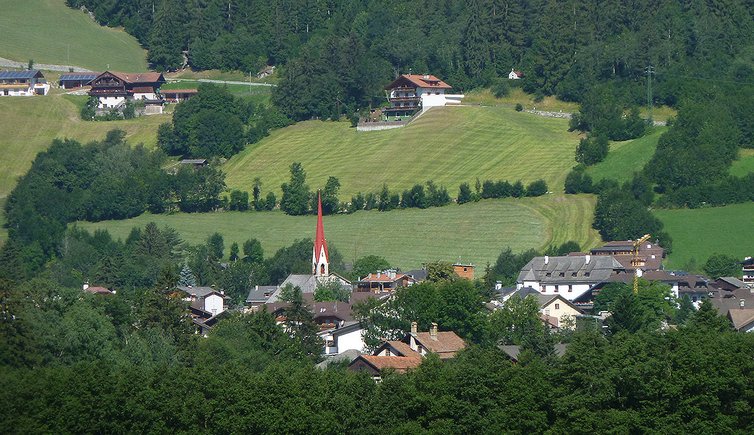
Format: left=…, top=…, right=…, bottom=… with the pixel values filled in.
left=313, top=191, right=329, bottom=276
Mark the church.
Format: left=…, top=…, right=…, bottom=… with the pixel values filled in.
left=266, top=193, right=351, bottom=302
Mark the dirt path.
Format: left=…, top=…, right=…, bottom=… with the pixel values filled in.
left=0, top=57, right=93, bottom=72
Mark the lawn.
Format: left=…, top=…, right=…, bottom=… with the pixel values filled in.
left=76, top=194, right=601, bottom=270
left=162, top=80, right=272, bottom=104
left=463, top=88, right=579, bottom=113
left=224, top=105, right=581, bottom=198
left=0, top=0, right=147, bottom=71
left=730, top=149, right=754, bottom=177
left=586, top=127, right=666, bottom=183
left=0, top=94, right=168, bottom=200
left=655, top=202, right=754, bottom=270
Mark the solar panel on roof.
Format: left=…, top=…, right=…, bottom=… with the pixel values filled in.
left=0, top=70, right=40, bottom=80
left=60, top=73, right=97, bottom=81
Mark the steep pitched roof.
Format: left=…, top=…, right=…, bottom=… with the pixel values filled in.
left=0, top=70, right=44, bottom=80
left=109, top=71, right=165, bottom=84
left=517, top=255, right=623, bottom=284
left=413, top=331, right=466, bottom=358
left=355, top=355, right=422, bottom=372
left=314, top=192, right=329, bottom=264
left=728, top=309, right=754, bottom=331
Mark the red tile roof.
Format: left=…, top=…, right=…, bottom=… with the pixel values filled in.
left=413, top=331, right=466, bottom=358
left=386, top=74, right=452, bottom=90
left=110, top=71, right=164, bottom=84
left=359, top=355, right=422, bottom=372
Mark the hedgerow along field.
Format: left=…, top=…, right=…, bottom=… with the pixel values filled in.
left=655, top=202, right=754, bottom=269
left=224, top=106, right=581, bottom=198
left=0, top=94, right=168, bottom=200
left=77, top=194, right=601, bottom=270
left=0, top=0, right=147, bottom=72
left=586, top=127, right=666, bottom=183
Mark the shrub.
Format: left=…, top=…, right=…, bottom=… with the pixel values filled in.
left=525, top=180, right=548, bottom=196
left=515, top=103, right=523, bottom=112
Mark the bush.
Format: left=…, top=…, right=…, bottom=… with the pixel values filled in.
left=525, top=180, right=548, bottom=196
left=515, top=103, right=523, bottom=112
left=491, top=79, right=510, bottom=98
left=457, top=182, right=472, bottom=204
left=575, top=134, right=609, bottom=166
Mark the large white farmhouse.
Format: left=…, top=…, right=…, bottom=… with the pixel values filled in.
left=517, top=254, right=624, bottom=301
left=383, top=74, right=464, bottom=119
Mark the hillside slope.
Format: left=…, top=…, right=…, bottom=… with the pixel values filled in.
left=224, top=106, right=580, bottom=198
left=78, top=195, right=601, bottom=269
left=0, top=95, right=168, bottom=200
left=0, top=0, right=146, bottom=71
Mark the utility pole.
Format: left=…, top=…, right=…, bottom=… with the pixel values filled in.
left=645, top=64, right=655, bottom=123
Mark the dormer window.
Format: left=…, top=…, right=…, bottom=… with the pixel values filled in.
left=559, top=272, right=565, bottom=277
left=571, top=272, right=577, bottom=277
left=546, top=272, right=552, bottom=277
left=584, top=272, right=590, bottom=277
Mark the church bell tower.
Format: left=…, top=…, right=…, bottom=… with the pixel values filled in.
left=312, top=191, right=329, bottom=276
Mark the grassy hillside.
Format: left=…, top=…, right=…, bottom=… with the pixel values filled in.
left=224, top=106, right=580, bottom=198
left=655, top=203, right=754, bottom=269
left=77, top=194, right=601, bottom=269
left=730, top=149, right=754, bottom=177
left=586, top=127, right=666, bottom=183
left=0, top=94, right=168, bottom=200
left=0, top=0, right=147, bottom=71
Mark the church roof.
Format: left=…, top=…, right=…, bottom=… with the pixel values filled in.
left=314, top=192, right=329, bottom=264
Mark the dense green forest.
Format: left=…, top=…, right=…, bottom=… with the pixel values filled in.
left=67, top=0, right=754, bottom=119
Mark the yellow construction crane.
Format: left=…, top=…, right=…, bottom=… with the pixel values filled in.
left=632, top=234, right=651, bottom=294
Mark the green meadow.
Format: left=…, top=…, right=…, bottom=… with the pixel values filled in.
left=77, top=195, right=601, bottom=270
left=586, top=127, right=666, bottom=183
left=655, top=202, right=754, bottom=269
left=0, top=0, right=147, bottom=71
left=224, top=105, right=581, bottom=198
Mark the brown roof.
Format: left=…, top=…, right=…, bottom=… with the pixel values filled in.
left=358, top=355, right=422, bottom=372
left=130, top=86, right=155, bottom=93
left=383, top=340, right=417, bottom=357
left=359, top=272, right=411, bottom=283
left=728, top=309, right=754, bottom=331
left=110, top=71, right=164, bottom=84
left=162, top=89, right=198, bottom=94
left=85, top=286, right=112, bottom=295
left=386, top=74, right=452, bottom=90
left=413, top=331, right=466, bottom=358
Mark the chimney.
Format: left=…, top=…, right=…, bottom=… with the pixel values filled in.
left=411, top=321, right=418, bottom=334
left=430, top=322, right=438, bottom=340
left=377, top=271, right=381, bottom=278
left=544, top=255, right=549, bottom=265
left=585, top=254, right=591, bottom=264
left=740, top=299, right=746, bottom=309
left=82, top=281, right=89, bottom=291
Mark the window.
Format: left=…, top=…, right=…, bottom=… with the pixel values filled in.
left=584, top=272, right=590, bottom=277
left=559, top=272, right=565, bottom=277
left=385, top=349, right=391, bottom=356
left=546, top=272, right=552, bottom=277
left=555, top=303, right=560, bottom=309
left=572, top=272, right=577, bottom=277
left=568, top=285, right=572, bottom=292
left=554, top=286, right=559, bottom=293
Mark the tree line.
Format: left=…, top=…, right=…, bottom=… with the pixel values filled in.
left=66, top=0, right=754, bottom=120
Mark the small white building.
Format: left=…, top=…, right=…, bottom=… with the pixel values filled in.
left=322, top=321, right=366, bottom=355
left=176, top=285, right=228, bottom=316
left=0, top=70, right=49, bottom=96
left=508, top=69, right=524, bottom=80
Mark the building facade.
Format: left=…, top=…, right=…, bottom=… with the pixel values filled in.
left=0, top=70, right=49, bottom=96
left=88, top=71, right=165, bottom=113
left=383, top=74, right=463, bottom=119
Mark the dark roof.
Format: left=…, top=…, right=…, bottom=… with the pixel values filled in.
left=110, top=71, right=165, bottom=84
left=180, top=159, right=207, bottom=165
left=404, top=269, right=428, bottom=281
left=499, top=343, right=568, bottom=361
left=59, top=73, right=98, bottom=81
left=717, top=277, right=748, bottom=289
left=246, top=285, right=278, bottom=304
left=316, top=349, right=362, bottom=369
left=0, top=70, right=43, bottom=80
left=176, top=285, right=224, bottom=298
left=518, top=255, right=623, bottom=284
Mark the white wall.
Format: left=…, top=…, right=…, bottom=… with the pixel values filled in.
left=418, top=88, right=447, bottom=108
left=204, top=294, right=225, bottom=316
left=336, top=328, right=366, bottom=354
left=133, top=92, right=158, bottom=100
left=98, top=96, right=126, bottom=108
left=535, top=282, right=591, bottom=301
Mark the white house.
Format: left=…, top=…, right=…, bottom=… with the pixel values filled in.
left=322, top=321, right=366, bottom=355
left=176, top=285, right=228, bottom=316
left=383, top=74, right=464, bottom=118
left=0, top=70, right=49, bottom=96
left=508, top=69, right=524, bottom=80
left=517, top=254, right=624, bottom=301
left=88, top=71, right=165, bottom=113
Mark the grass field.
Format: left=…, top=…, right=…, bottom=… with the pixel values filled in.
left=166, top=69, right=277, bottom=84
left=224, top=106, right=580, bottom=198
left=586, top=127, right=666, bottom=183
left=0, top=0, right=147, bottom=71
left=655, top=203, right=754, bottom=269
left=463, top=88, right=579, bottom=113
left=0, top=94, right=168, bottom=200
left=76, top=194, right=600, bottom=269
left=730, top=149, right=754, bottom=177
left=161, top=80, right=272, bottom=104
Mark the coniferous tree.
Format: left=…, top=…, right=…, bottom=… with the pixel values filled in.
left=179, top=264, right=197, bottom=287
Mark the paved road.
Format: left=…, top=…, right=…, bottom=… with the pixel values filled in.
left=167, top=78, right=276, bottom=87
left=0, top=57, right=92, bottom=72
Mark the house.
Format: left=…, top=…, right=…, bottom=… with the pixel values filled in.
left=175, top=285, right=228, bottom=317
left=162, top=88, right=198, bottom=103
left=517, top=254, right=624, bottom=301
left=82, top=282, right=114, bottom=295
left=266, top=192, right=351, bottom=303
left=383, top=74, right=464, bottom=119
left=495, top=286, right=582, bottom=329
left=179, top=159, right=208, bottom=168
left=88, top=71, right=165, bottom=114
left=714, top=276, right=749, bottom=292
left=742, top=257, right=754, bottom=285
left=0, top=70, right=49, bottom=96
left=245, top=285, right=278, bottom=309
left=322, top=321, right=366, bottom=355
left=728, top=308, right=754, bottom=332
left=499, top=343, right=568, bottom=362
left=508, top=69, right=524, bottom=80
left=589, top=240, right=665, bottom=271
left=348, top=322, right=466, bottom=379
left=355, top=270, right=416, bottom=293
left=58, top=72, right=99, bottom=89
left=257, top=65, right=275, bottom=79
left=453, top=263, right=475, bottom=280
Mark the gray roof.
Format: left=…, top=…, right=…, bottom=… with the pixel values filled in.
left=315, top=349, right=362, bottom=370
left=266, top=274, right=352, bottom=303
left=246, top=285, right=277, bottom=304
left=718, top=277, right=748, bottom=289
left=517, top=255, right=623, bottom=284
left=59, top=73, right=98, bottom=81
left=0, top=70, right=43, bottom=80
left=404, top=269, right=428, bottom=281
left=176, top=286, right=217, bottom=298
left=499, top=343, right=569, bottom=361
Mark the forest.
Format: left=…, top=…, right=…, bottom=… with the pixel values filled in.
left=66, top=0, right=754, bottom=120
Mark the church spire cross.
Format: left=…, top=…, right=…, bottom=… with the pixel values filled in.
left=313, top=191, right=329, bottom=276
